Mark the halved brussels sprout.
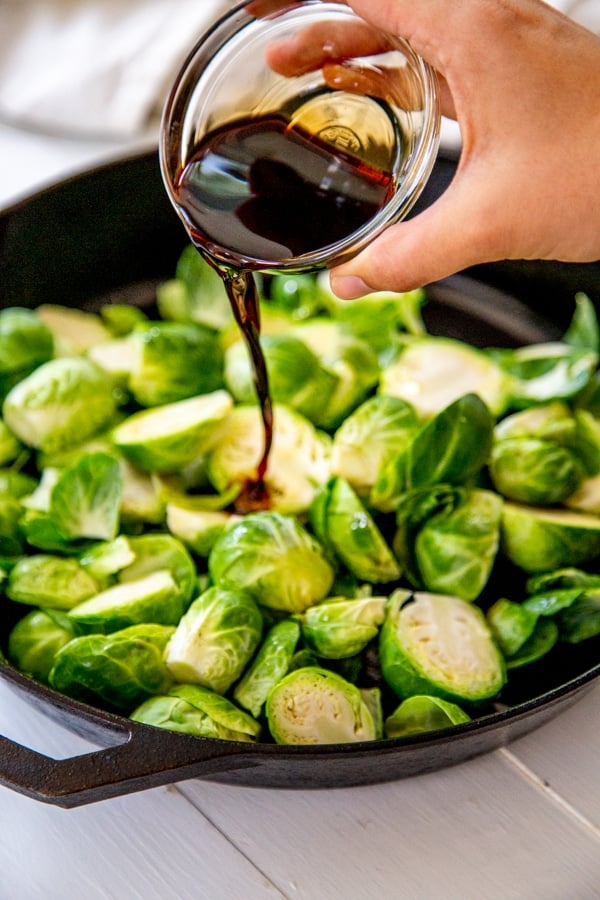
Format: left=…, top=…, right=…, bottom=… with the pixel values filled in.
left=501, top=503, right=600, bottom=573
left=268, top=272, right=328, bottom=321
left=233, top=618, right=301, bottom=717
left=36, top=304, right=111, bottom=355
left=8, top=610, right=79, bottom=682
left=6, top=554, right=99, bottom=610
left=49, top=624, right=174, bottom=710
left=266, top=666, right=377, bottom=744
left=331, top=395, right=419, bottom=498
left=310, top=477, right=401, bottom=583
left=393, top=487, right=503, bottom=602
left=112, top=390, right=233, bottom=473
left=166, top=505, right=241, bottom=557
left=118, top=459, right=166, bottom=525
left=371, top=393, right=494, bottom=512
left=301, top=595, right=387, bottom=659
left=100, top=303, right=148, bottom=337
left=384, top=695, right=471, bottom=738
left=86, top=337, right=136, bottom=387
left=128, top=321, right=224, bottom=407
left=78, top=536, right=136, bottom=583
left=379, top=336, right=508, bottom=418
left=208, top=511, right=334, bottom=613
left=489, top=437, right=583, bottom=505
left=379, top=590, right=506, bottom=703
left=3, top=357, right=117, bottom=453
left=131, top=684, right=260, bottom=741
left=165, top=586, right=263, bottom=694
left=69, top=570, right=183, bottom=632
left=118, top=533, right=197, bottom=608
left=207, top=404, right=331, bottom=515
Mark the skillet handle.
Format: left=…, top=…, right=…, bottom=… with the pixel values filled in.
left=0, top=724, right=256, bottom=808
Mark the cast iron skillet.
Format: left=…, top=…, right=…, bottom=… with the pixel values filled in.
left=0, top=150, right=599, bottom=808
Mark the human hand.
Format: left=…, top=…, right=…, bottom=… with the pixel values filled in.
left=262, top=0, right=600, bottom=297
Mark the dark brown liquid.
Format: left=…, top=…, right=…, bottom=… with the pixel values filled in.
left=173, top=113, right=395, bottom=509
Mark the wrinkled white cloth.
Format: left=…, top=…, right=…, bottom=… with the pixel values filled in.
left=0, top=0, right=230, bottom=138
left=0, top=0, right=597, bottom=141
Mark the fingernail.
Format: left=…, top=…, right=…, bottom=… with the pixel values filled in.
left=330, top=274, right=370, bottom=299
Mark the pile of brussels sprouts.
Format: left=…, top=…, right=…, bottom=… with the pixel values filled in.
left=2, top=246, right=600, bottom=746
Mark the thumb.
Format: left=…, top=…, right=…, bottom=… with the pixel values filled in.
left=330, top=175, right=501, bottom=297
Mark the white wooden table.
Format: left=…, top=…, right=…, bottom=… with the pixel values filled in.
left=1, top=119, right=600, bottom=900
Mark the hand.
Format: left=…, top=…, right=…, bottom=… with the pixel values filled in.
left=263, top=0, right=600, bottom=296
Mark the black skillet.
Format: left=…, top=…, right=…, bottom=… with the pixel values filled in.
left=0, top=149, right=599, bottom=807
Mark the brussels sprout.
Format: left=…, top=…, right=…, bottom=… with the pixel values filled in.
left=166, top=505, right=241, bottom=557
left=379, top=590, right=506, bottom=703
left=384, top=695, right=471, bottom=738
left=557, top=590, right=600, bottom=644
left=118, top=459, right=166, bottom=525
left=268, top=272, right=328, bottom=320
left=7, top=554, right=99, bottom=610
left=493, top=402, right=577, bottom=445
left=165, top=586, right=263, bottom=694
left=45, top=452, right=123, bottom=542
left=310, top=478, right=401, bottom=583
left=119, top=534, right=197, bottom=608
left=486, top=598, right=539, bottom=657
left=331, top=395, right=419, bottom=497
left=572, top=410, right=600, bottom=477
left=360, top=687, right=384, bottom=739
left=112, top=390, right=233, bottom=473
left=128, top=321, right=224, bottom=407
left=8, top=610, right=79, bottom=682
left=36, top=304, right=111, bottom=355
left=503, top=619, right=559, bottom=669
left=522, top=568, right=600, bottom=645
left=290, top=320, right=379, bottom=429
left=371, top=394, right=494, bottom=512
left=209, top=511, right=334, bottom=613
left=78, top=536, right=136, bottom=583
left=3, top=357, right=117, bottom=454
left=379, top=336, right=507, bottom=418
left=501, top=503, right=600, bottom=573
left=207, top=404, right=331, bottom=515
left=132, top=683, right=260, bottom=740
left=491, top=342, right=597, bottom=409
left=0, top=307, right=54, bottom=398
left=156, top=244, right=233, bottom=332
left=49, top=623, right=174, bottom=710
left=233, top=618, right=301, bottom=717
left=87, top=338, right=136, bottom=387
left=225, top=334, right=337, bottom=423
left=266, top=666, right=377, bottom=744
left=393, top=487, right=503, bottom=601
left=489, top=437, right=583, bottom=505
left=100, top=303, right=148, bottom=337
left=69, top=570, right=184, bottom=632
left=301, top=595, right=387, bottom=659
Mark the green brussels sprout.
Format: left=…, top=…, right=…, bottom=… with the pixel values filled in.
left=78, top=536, right=136, bottom=583
left=131, top=683, right=260, bottom=741
left=165, top=586, right=263, bottom=694
left=490, top=437, right=583, bottom=505
left=112, top=390, right=233, bottom=474
left=37, top=304, right=111, bottom=355
left=502, top=619, right=559, bottom=669
left=493, top=402, right=577, bottom=445
left=207, top=404, right=331, bottom=515
left=45, top=452, right=123, bottom=542
left=301, top=595, right=387, bottom=659
left=156, top=244, right=233, bottom=332
left=522, top=568, right=600, bottom=645
left=0, top=307, right=54, bottom=398
left=379, top=336, right=508, bottom=418
left=486, top=598, right=539, bottom=657
left=87, top=337, right=136, bottom=387
left=556, top=590, right=600, bottom=644
left=233, top=618, right=301, bottom=718
left=290, top=319, right=379, bottom=429
left=371, top=393, right=494, bottom=512
left=3, top=357, right=117, bottom=453
left=118, top=459, right=166, bottom=525
left=310, top=477, right=401, bottom=583
left=7, top=554, right=100, bottom=610
left=49, top=623, right=174, bottom=710
left=209, top=511, right=334, bottom=613
left=268, top=272, right=328, bottom=320
left=225, top=334, right=337, bottom=423
left=393, top=487, right=503, bottom=601
left=69, top=570, right=184, bottom=632
left=501, top=503, right=600, bottom=573
left=331, top=395, right=420, bottom=497
left=384, top=695, right=471, bottom=739
left=128, top=321, right=224, bottom=407
left=490, top=342, right=597, bottom=409
left=100, top=303, right=148, bottom=337
left=572, top=409, right=600, bottom=477
left=166, top=505, right=241, bottom=556
left=266, top=666, right=378, bottom=744
left=379, top=590, right=506, bottom=703
left=8, top=609, right=78, bottom=682
left=119, top=533, right=197, bottom=608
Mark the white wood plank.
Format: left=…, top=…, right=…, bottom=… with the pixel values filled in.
left=0, top=681, right=284, bottom=900
left=179, top=749, right=600, bottom=900
left=503, top=682, right=600, bottom=830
